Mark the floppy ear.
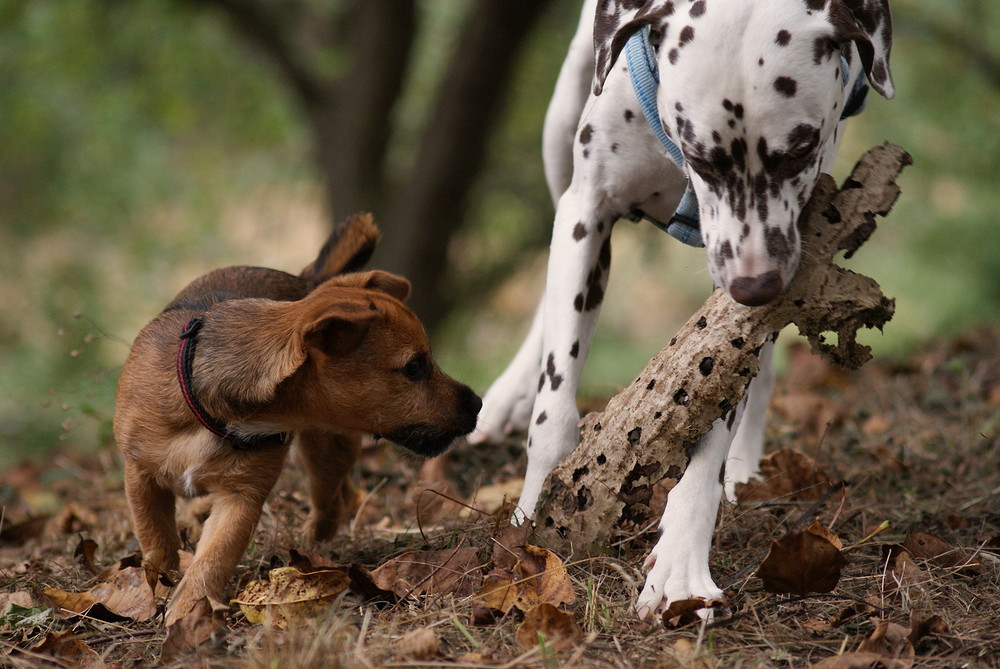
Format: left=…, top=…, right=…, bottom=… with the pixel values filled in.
left=831, top=0, right=894, bottom=98
left=302, top=302, right=381, bottom=357
left=593, top=0, right=675, bottom=95
left=329, top=270, right=411, bottom=303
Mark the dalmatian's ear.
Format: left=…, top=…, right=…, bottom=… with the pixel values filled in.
left=832, top=0, right=895, bottom=99
left=593, top=0, right=675, bottom=95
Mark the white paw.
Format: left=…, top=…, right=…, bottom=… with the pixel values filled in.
left=469, top=383, right=534, bottom=444
left=634, top=536, right=724, bottom=621
left=723, top=456, right=759, bottom=502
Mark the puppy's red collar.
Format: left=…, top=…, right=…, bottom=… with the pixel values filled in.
left=176, top=317, right=287, bottom=450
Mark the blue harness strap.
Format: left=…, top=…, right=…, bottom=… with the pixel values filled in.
left=622, top=25, right=869, bottom=249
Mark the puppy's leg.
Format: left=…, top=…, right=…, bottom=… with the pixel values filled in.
left=516, top=190, right=614, bottom=523
left=472, top=303, right=544, bottom=443
left=123, top=457, right=181, bottom=574
left=166, top=450, right=286, bottom=625
left=635, top=398, right=747, bottom=620
left=724, top=336, right=775, bottom=500
left=296, top=430, right=361, bottom=542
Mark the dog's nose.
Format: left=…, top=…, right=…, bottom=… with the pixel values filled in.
left=729, top=271, right=783, bottom=306
left=462, top=387, right=483, bottom=417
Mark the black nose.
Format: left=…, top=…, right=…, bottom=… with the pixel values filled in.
left=729, top=271, right=784, bottom=306
left=461, top=386, right=483, bottom=417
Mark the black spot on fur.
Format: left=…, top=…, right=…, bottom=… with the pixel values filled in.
left=574, top=293, right=584, bottom=312
left=690, top=1, right=705, bottom=17
left=546, top=353, right=563, bottom=391
left=536, top=411, right=547, bottom=425
left=579, top=124, right=593, bottom=144
left=776, top=30, right=791, bottom=46
left=624, top=109, right=635, bottom=122
left=570, top=340, right=579, bottom=358
left=573, top=222, right=588, bottom=241
left=774, top=76, right=798, bottom=97
left=668, top=48, right=679, bottom=64
left=679, top=26, right=694, bottom=46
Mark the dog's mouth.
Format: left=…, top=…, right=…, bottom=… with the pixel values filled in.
left=384, top=424, right=467, bottom=458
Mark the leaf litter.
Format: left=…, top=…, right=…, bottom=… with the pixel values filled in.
left=0, top=327, right=998, bottom=666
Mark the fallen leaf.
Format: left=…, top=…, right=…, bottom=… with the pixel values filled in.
left=735, top=448, right=837, bottom=503
left=809, top=650, right=907, bottom=669
left=881, top=546, right=929, bottom=600
left=492, top=522, right=534, bottom=571
left=515, top=603, right=581, bottom=652
left=474, top=568, right=519, bottom=616
left=511, top=544, right=576, bottom=611
left=757, top=528, right=847, bottom=595
left=902, top=531, right=976, bottom=570
left=465, top=479, right=525, bottom=516
left=371, top=546, right=482, bottom=599
left=233, top=566, right=349, bottom=628
left=74, top=537, right=99, bottom=574
left=857, top=619, right=915, bottom=668
left=43, top=565, right=158, bottom=622
left=394, top=628, right=440, bottom=660
left=52, top=501, right=99, bottom=534
left=907, top=611, right=949, bottom=645
left=0, top=516, right=51, bottom=545
left=162, top=596, right=227, bottom=656
left=31, top=630, right=105, bottom=669
left=660, top=598, right=726, bottom=628
left=0, top=591, right=36, bottom=618
left=288, top=548, right=342, bottom=573
left=347, top=562, right=398, bottom=605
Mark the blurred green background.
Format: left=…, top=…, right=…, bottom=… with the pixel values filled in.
left=1, top=0, right=997, bottom=467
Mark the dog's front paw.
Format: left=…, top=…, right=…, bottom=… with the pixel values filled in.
left=634, top=536, right=725, bottom=622
left=469, top=385, right=533, bottom=444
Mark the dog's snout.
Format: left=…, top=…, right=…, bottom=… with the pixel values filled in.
left=729, top=271, right=783, bottom=306
left=458, top=385, right=483, bottom=429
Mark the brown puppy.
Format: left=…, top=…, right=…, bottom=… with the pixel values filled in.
left=113, top=214, right=481, bottom=625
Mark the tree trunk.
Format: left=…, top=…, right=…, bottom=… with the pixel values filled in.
left=533, top=143, right=912, bottom=554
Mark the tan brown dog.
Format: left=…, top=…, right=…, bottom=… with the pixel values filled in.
left=113, top=214, right=481, bottom=625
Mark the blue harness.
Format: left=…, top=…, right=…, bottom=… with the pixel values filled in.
left=623, top=25, right=870, bottom=247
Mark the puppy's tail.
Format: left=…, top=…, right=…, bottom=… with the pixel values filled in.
left=300, top=212, right=380, bottom=288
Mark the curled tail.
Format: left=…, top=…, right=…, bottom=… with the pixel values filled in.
left=299, top=213, right=381, bottom=288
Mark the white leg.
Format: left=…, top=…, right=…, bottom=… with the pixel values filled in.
left=724, top=336, right=775, bottom=499
left=514, top=189, right=614, bottom=523
left=470, top=302, right=545, bottom=443
left=635, top=398, right=746, bottom=620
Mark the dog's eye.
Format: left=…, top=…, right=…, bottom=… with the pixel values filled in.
left=401, top=356, right=429, bottom=382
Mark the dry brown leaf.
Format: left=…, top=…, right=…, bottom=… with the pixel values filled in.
left=346, top=562, right=399, bottom=604
left=233, top=566, right=349, bottom=629
left=515, top=603, right=581, bottom=652
left=51, top=501, right=99, bottom=534
left=757, top=528, right=847, bottom=595
left=857, top=619, right=915, bottom=668
left=0, top=591, right=36, bottom=617
left=74, top=537, right=99, bottom=575
left=512, top=544, right=576, bottom=611
left=162, top=596, right=228, bottom=656
left=492, top=522, right=534, bottom=571
left=809, top=650, right=908, bottom=669
left=371, top=546, right=482, bottom=599
left=807, top=521, right=845, bottom=550
left=31, top=630, right=105, bottom=669
left=43, top=564, right=158, bottom=622
left=288, top=548, right=342, bottom=573
left=0, top=516, right=50, bottom=545
left=394, top=628, right=440, bottom=660
left=660, top=598, right=725, bottom=628
left=735, top=448, right=837, bottom=503
left=881, top=546, right=928, bottom=600
left=902, top=531, right=976, bottom=570
left=465, top=479, right=525, bottom=516
left=907, top=611, right=949, bottom=645
left=474, top=569, right=519, bottom=616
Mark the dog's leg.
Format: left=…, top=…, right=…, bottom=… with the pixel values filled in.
left=724, top=336, right=775, bottom=499
left=165, top=449, right=286, bottom=625
left=635, top=397, right=747, bottom=620
left=516, top=192, right=613, bottom=523
left=296, top=430, right=362, bottom=542
left=123, top=457, right=181, bottom=574
left=472, top=303, right=545, bottom=443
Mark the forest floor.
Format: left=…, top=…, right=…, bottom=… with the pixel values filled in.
left=1, top=326, right=998, bottom=668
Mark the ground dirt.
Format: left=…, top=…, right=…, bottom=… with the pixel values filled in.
left=2, top=327, right=998, bottom=668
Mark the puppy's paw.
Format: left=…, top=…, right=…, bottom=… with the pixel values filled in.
left=634, top=537, right=725, bottom=622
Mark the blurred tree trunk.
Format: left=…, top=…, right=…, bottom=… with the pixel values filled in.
left=180, top=0, right=557, bottom=328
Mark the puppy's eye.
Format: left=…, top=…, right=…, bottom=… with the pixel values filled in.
left=401, top=356, right=428, bottom=382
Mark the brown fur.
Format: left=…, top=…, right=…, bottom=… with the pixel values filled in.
left=113, top=214, right=480, bottom=626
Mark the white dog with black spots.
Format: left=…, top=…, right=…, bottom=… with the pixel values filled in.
left=472, top=0, right=894, bottom=619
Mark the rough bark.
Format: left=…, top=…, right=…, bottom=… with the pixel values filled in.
left=534, top=143, right=913, bottom=554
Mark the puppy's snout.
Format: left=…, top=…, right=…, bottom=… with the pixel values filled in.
left=729, top=271, right=783, bottom=306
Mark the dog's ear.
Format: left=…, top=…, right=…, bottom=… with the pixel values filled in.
left=329, top=270, right=411, bottom=303
left=831, top=0, right=894, bottom=98
left=593, top=1, right=674, bottom=95
left=303, top=301, right=381, bottom=357
left=300, top=212, right=380, bottom=287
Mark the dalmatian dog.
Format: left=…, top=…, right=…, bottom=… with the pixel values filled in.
left=472, top=0, right=893, bottom=619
